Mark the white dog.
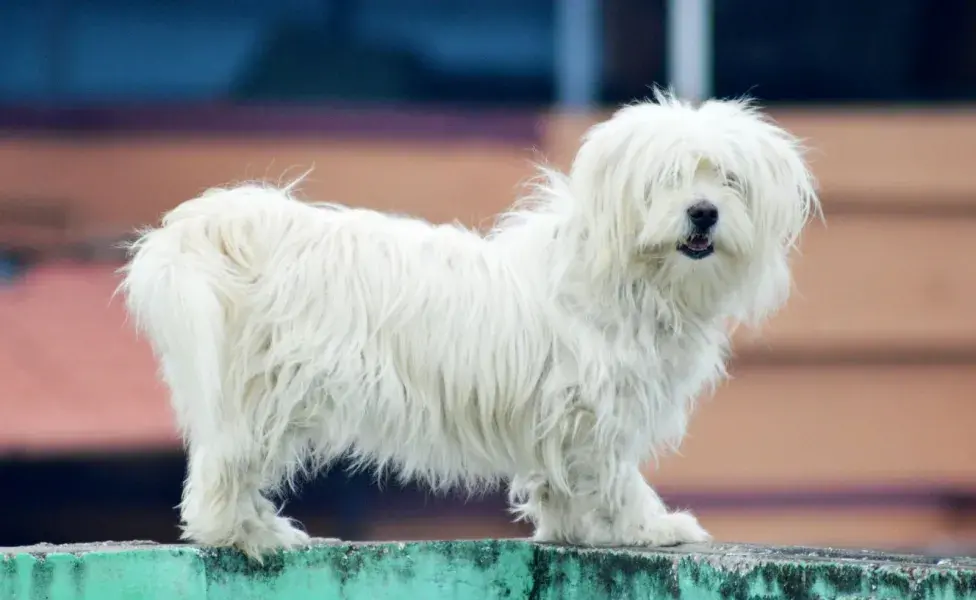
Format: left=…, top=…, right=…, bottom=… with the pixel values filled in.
left=120, top=92, right=818, bottom=559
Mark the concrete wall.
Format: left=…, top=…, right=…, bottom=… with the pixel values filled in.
left=3, top=540, right=975, bottom=600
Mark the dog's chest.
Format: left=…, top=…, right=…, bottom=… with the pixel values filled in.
left=613, top=316, right=728, bottom=408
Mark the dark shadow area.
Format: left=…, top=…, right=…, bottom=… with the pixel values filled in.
left=0, top=452, right=517, bottom=546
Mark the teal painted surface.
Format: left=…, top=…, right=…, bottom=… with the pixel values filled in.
left=2, top=539, right=975, bottom=600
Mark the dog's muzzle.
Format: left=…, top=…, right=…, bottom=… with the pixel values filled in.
left=677, top=201, right=718, bottom=260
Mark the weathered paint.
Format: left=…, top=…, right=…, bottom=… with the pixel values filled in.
left=2, top=539, right=974, bottom=600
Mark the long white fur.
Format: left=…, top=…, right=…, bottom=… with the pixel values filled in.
left=119, top=92, right=818, bottom=559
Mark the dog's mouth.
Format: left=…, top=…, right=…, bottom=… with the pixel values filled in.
left=677, top=232, right=715, bottom=259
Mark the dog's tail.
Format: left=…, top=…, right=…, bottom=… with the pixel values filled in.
left=116, top=202, right=234, bottom=439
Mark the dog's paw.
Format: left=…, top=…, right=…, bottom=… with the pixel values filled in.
left=234, top=515, right=312, bottom=562
left=631, top=511, right=711, bottom=547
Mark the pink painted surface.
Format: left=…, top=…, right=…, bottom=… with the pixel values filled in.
left=0, top=264, right=176, bottom=453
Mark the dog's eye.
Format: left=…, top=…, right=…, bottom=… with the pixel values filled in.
left=724, top=172, right=742, bottom=190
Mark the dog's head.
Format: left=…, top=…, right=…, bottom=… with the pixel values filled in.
left=567, top=91, right=819, bottom=324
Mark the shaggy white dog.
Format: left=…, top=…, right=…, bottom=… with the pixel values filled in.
left=120, top=92, right=818, bottom=559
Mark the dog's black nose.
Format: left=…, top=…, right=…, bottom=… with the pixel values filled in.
left=687, top=201, right=718, bottom=230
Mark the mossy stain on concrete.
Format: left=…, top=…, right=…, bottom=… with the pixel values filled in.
left=68, top=556, right=85, bottom=598
left=596, top=550, right=678, bottom=599
left=28, top=557, right=54, bottom=600
left=199, top=545, right=288, bottom=585
left=912, top=570, right=976, bottom=600
left=526, top=545, right=680, bottom=600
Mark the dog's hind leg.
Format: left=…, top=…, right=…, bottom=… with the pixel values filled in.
left=168, top=350, right=313, bottom=560
left=174, top=363, right=317, bottom=559
left=122, top=217, right=312, bottom=559
left=178, top=413, right=312, bottom=561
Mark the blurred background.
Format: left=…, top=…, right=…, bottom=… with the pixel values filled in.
left=1, top=0, right=975, bottom=555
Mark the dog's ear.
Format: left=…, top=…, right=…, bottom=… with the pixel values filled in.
left=737, top=160, right=818, bottom=328
left=733, top=193, right=817, bottom=329
left=734, top=245, right=793, bottom=328
left=732, top=109, right=820, bottom=327
left=566, top=117, right=647, bottom=281
left=748, top=121, right=820, bottom=252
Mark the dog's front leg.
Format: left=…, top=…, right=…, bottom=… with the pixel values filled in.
left=512, top=464, right=710, bottom=547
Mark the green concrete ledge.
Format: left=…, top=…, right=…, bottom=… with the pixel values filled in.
left=2, top=539, right=975, bottom=600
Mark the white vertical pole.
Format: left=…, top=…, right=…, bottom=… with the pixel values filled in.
left=554, top=0, right=602, bottom=110
left=667, top=0, right=713, bottom=102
